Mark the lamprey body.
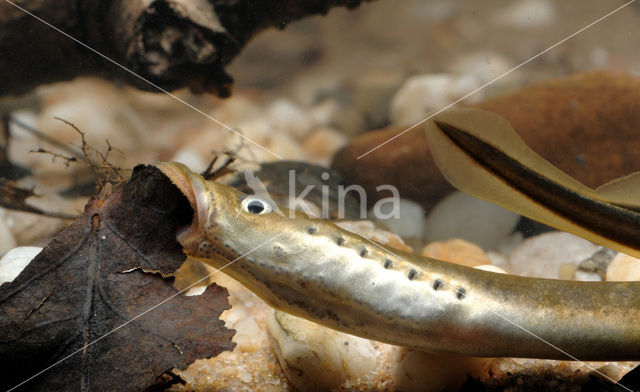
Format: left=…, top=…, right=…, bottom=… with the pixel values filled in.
left=159, top=162, right=640, bottom=360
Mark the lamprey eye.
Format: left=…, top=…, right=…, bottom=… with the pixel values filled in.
left=241, top=196, right=275, bottom=215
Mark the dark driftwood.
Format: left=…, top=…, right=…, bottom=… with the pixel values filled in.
left=0, top=0, right=370, bottom=97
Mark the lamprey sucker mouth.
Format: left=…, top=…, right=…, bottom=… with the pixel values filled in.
left=156, top=162, right=211, bottom=253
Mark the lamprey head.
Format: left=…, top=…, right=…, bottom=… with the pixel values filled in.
left=156, top=162, right=304, bottom=304
left=156, top=162, right=279, bottom=264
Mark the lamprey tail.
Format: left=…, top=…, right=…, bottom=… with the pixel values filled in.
left=425, top=108, right=640, bottom=258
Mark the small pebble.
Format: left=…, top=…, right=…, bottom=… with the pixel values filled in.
left=352, top=70, right=405, bottom=129
left=424, top=191, right=519, bottom=250
left=170, top=147, right=209, bottom=173
left=595, top=364, right=627, bottom=384
left=558, top=263, right=578, bottom=280
left=0, top=246, right=42, bottom=284
left=578, top=247, right=617, bottom=279
left=266, top=310, right=376, bottom=392
left=372, top=198, right=424, bottom=240
left=393, top=348, right=491, bottom=392
left=335, top=220, right=413, bottom=252
left=184, top=286, right=207, bottom=296
left=38, top=79, right=144, bottom=156
left=590, top=47, right=610, bottom=68
left=422, top=238, right=491, bottom=268
left=266, top=99, right=313, bottom=140
left=451, top=51, right=515, bottom=86
left=390, top=73, right=482, bottom=126
left=0, top=212, right=17, bottom=254
left=474, top=264, right=507, bottom=274
left=492, top=0, right=556, bottom=29
left=307, top=99, right=340, bottom=126
left=486, top=251, right=511, bottom=272
left=233, top=317, right=263, bottom=352
left=573, top=270, right=602, bottom=282
left=606, top=253, right=640, bottom=281
left=509, top=232, right=599, bottom=278
left=301, top=127, right=347, bottom=165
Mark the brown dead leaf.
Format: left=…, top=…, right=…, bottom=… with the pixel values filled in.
left=0, top=165, right=235, bottom=391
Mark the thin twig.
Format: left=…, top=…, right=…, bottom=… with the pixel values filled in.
left=53, top=117, right=128, bottom=189
left=30, top=148, right=77, bottom=168
left=10, top=116, right=84, bottom=159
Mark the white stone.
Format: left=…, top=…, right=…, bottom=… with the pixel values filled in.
left=390, top=73, right=482, bottom=126
left=308, top=99, right=340, bottom=127
left=209, top=95, right=263, bottom=124
left=38, top=79, right=145, bottom=152
left=492, top=0, right=555, bottom=29
left=424, top=191, right=520, bottom=250
left=393, top=348, right=491, bottom=392
left=558, top=263, right=578, bottom=280
left=486, top=251, right=511, bottom=272
left=301, top=127, right=348, bottom=165
left=352, top=70, right=405, bottom=128
left=184, top=286, right=207, bottom=296
left=266, top=99, right=313, bottom=140
left=170, top=148, right=208, bottom=173
left=508, top=232, right=599, bottom=279
left=0, top=210, right=17, bottom=255
left=261, top=131, right=306, bottom=162
left=0, top=246, right=42, bottom=284
left=372, top=198, right=424, bottom=239
left=574, top=271, right=602, bottom=282
left=474, top=264, right=507, bottom=274
left=232, top=316, right=263, bottom=353
left=590, top=47, right=609, bottom=68
left=450, top=51, right=515, bottom=85
left=267, top=310, right=376, bottom=392
left=606, top=253, right=640, bottom=281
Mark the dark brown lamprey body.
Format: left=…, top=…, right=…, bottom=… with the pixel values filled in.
left=157, top=111, right=640, bottom=360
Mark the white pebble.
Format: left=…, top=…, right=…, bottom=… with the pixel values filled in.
left=574, top=271, right=602, bottom=282
left=424, top=191, right=519, bottom=250
left=260, top=132, right=306, bottom=162
left=308, top=99, right=340, bottom=127
left=0, top=212, right=17, bottom=255
left=266, top=310, right=376, bottom=392
left=606, top=253, right=640, bottom=281
left=352, top=70, right=405, bottom=128
left=390, top=74, right=482, bottom=126
left=590, top=47, right=610, bottom=68
left=558, top=263, right=578, bottom=280
left=266, top=99, right=313, bottom=140
left=233, top=316, right=263, bottom=352
left=38, top=79, right=144, bottom=152
left=0, top=246, right=42, bottom=284
left=450, top=51, right=515, bottom=85
left=492, top=0, right=555, bottom=29
left=393, top=348, right=491, bottom=392
left=486, top=251, right=511, bottom=271
left=509, top=232, right=599, bottom=279
left=372, top=198, right=424, bottom=239
left=170, top=148, right=208, bottom=173
left=184, top=286, right=207, bottom=296
left=301, top=127, right=348, bottom=165
left=474, top=264, right=507, bottom=274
